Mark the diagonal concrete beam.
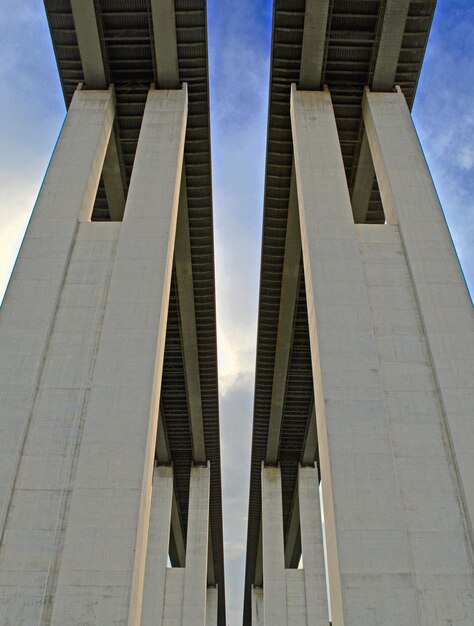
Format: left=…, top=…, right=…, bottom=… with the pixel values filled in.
left=255, top=165, right=303, bottom=584
left=175, top=173, right=207, bottom=464
left=284, top=404, right=318, bottom=567
left=351, top=0, right=410, bottom=223
left=155, top=410, right=188, bottom=569
left=266, top=164, right=302, bottom=464
left=151, top=0, right=180, bottom=88
left=71, top=0, right=126, bottom=221
left=299, top=0, right=330, bottom=89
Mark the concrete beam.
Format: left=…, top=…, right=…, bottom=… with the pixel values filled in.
left=364, top=85, right=474, bottom=565
left=49, top=86, right=188, bottom=625
left=141, top=466, right=174, bottom=626
left=299, top=0, right=330, bottom=90
left=151, top=0, right=180, bottom=88
left=351, top=0, right=410, bottom=223
left=284, top=405, right=318, bottom=567
left=175, top=173, right=207, bottom=464
left=261, top=465, right=288, bottom=626
left=298, top=465, right=329, bottom=625
left=183, top=464, right=210, bottom=626
left=155, top=409, right=187, bottom=568
left=291, top=83, right=422, bottom=625
left=171, top=487, right=187, bottom=567
left=71, top=0, right=126, bottom=221
left=266, top=165, right=301, bottom=463
left=372, top=0, right=411, bottom=91
left=70, top=0, right=106, bottom=88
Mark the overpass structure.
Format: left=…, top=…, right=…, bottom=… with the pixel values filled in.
left=0, top=1, right=225, bottom=624
left=245, top=1, right=474, bottom=625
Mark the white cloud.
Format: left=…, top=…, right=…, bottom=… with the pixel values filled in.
left=458, top=146, right=474, bottom=170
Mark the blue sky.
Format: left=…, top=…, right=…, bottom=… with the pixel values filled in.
left=0, top=1, right=473, bottom=624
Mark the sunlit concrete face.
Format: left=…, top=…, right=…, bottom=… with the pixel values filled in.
left=0, top=83, right=219, bottom=625
left=258, top=84, right=474, bottom=626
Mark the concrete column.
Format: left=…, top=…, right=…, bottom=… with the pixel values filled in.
left=298, top=465, right=329, bottom=625
left=0, top=87, right=115, bottom=625
left=355, top=223, right=474, bottom=623
left=206, top=586, right=218, bottom=626
left=49, top=86, right=187, bottom=625
left=141, top=465, right=174, bottom=626
left=251, top=586, right=264, bottom=626
left=183, top=464, right=211, bottom=626
left=363, top=87, right=474, bottom=606
left=363, top=88, right=474, bottom=546
left=290, top=85, right=420, bottom=626
left=261, top=465, right=288, bottom=626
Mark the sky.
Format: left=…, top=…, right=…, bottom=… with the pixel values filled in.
left=0, top=1, right=473, bottom=625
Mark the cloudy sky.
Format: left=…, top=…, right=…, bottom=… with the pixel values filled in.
left=0, top=1, right=473, bottom=624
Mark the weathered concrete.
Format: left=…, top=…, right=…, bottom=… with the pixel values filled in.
left=71, top=0, right=126, bottom=220
left=261, top=465, right=288, bottom=626
left=183, top=464, right=211, bottom=626
left=351, top=0, right=410, bottom=222
left=141, top=465, right=174, bottom=626
left=291, top=85, right=420, bottom=626
left=175, top=176, right=206, bottom=463
left=0, top=87, right=115, bottom=625
left=298, top=465, right=329, bottom=625
left=48, top=86, right=188, bottom=625
left=357, top=223, right=474, bottom=624
left=206, top=586, right=218, bottom=626
left=363, top=90, right=474, bottom=552
left=290, top=83, right=474, bottom=625
left=266, top=166, right=301, bottom=464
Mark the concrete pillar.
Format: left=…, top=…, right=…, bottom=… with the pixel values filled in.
left=183, top=464, right=211, bottom=626
left=261, top=465, right=288, bottom=626
left=162, top=568, right=185, bottom=626
left=251, top=586, right=264, bottom=626
left=363, top=87, right=474, bottom=615
left=206, top=586, right=218, bottom=626
left=141, top=465, right=174, bottom=626
left=48, top=86, right=187, bottom=625
left=298, top=465, right=329, bottom=625
left=290, top=85, right=420, bottom=626
left=355, top=222, right=474, bottom=623
left=0, top=87, right=115, bottom=625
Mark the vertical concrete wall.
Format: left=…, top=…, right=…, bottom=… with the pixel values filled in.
left=284, top=570, right=306, bottom=626
left=298, top=465, right=329, bottom=625
left=49, top=86, right=188, bottom=626
left=363, top=88, right=474, bottom=562
left=258, top=465, right=329, bottom=625
left=141, top=466, right=174, bottom=626
left=183, top=465, right=211, bottom=626
left=0, top=75, right=219, bottom=624
left=290, top=84, right=474, bottom=625
left=0, top=88, right=115, bottom=625
left=357, top=223, right=474, bottom=623
left=261, top=465, right=288, bottom=626
left=206, top=587, right=218, bottom=626
left=290, top=86, right=420, bottom=626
